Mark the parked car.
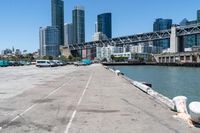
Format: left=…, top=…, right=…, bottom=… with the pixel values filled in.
left=36, top=60, right=51, bottom=67
left=0, top=60, right=9, bottom=67
left=49, top=61, right=57, bottom=67
left=52, top=60, right=60, bottom=66
left=9, top=61, right=21, bottom=66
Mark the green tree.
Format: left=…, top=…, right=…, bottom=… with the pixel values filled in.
left=139, top=57, right=144, bottom=62
left=42, top=56, right=53, bottom=60
left=68, top=55, right=73, bottom=61
left=111, top=55, right=115, bottom=61
left=59, top=55, right=68, bottom=62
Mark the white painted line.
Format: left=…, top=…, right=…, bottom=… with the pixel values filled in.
left=64, top=73, right=93, bottom=133
left=0, top=77, right=74, bottom=130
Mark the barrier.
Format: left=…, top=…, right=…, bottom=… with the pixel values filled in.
left=189, top=102, right=200, bottom=124
left=172, top=96, right=188, bottom=114
left=133, top=81, right=151, bottom=93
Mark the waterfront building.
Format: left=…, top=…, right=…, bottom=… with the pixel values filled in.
left=72, top=6, right=85, bottom=44
left=39, top=26, right=60, bottom=57
left=113, top=52, right=132, bottom=60
left=96, top=45, right=115, bottom=61
left=153, top=18, right=172, bottom=49
left=96, top=45, right=152, bottom=61
left=129, top=43, right=162, bottom=54
left=97, top=13, right=112, bottom=38
left=51, top=0, right=64, bottom=46
left=64, top=23, right=73, bottom=46
left=92, top=32, right=108, bottom=41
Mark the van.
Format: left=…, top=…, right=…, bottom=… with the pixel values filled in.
left=36, top=60, right=51, bottom=67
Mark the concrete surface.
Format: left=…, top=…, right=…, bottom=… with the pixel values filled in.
left=0, top=64, right=199, bottom=133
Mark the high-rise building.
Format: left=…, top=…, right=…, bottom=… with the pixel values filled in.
left=180, top=18, right=188, bottom=26
left=72, top=6, right=85, bottom=44
left=153, top=18, right=172, bottom=49
left=64, top=23, right=73, bottom=46
left=179, top=10, right=200, bottom=49
left=197, top=10, right=200, bottom=23
left=97, top=13, right=112, bottom=38
left=153, top=18, right=172, bottom=31
left=51, top=0, right=64, bottom=45
left=39, top=26, right=60, bottom=57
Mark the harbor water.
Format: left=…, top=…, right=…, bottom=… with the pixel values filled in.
left=109, top=65, right=200, bottom=104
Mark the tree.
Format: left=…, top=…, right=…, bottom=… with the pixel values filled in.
left=134, top=53, right=139, bottom=60
left=138, top=57, right=144, bottom=62
left=68, top=55, right=73, bottom=61
left=42, top=56, right=53, bottom=60
left=49, top=56, right=53, bottom=60
left=59, top=55, right=68, bottom=62
left=111, top=55, right=115, bottom=61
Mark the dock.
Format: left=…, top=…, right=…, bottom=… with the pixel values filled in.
left=0, top=64, right=199, bottom=133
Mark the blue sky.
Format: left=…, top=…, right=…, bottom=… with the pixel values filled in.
left=0, top=0, right=200, bottom=52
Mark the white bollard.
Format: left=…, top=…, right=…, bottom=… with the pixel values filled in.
left=189, top=101, right=200, bottom=124
left=172, top=96, right=188, bottom=114
left=115, top=70, right=120, bottom=76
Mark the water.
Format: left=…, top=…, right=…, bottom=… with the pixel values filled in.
left=110, top=65, right=200, bottom=103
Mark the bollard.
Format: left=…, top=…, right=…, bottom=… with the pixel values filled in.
left=172, top=96, right=188, bottom=114
left=189, top=101, right=200, bottom=124
left=115, top=70, right=120, bottom=76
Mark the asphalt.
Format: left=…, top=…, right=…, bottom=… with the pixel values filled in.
left=0, top=64, right=199, bottom=133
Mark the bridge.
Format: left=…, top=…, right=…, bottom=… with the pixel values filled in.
left=68, top=24, right=200, bottom=52
left=59, top=24, right=200, bottom=58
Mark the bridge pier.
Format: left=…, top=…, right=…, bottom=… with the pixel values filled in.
left=197, top=54, right=200, bottom=63
left=170, top=26, right=179, bottom=53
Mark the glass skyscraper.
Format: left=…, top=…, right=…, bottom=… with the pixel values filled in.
left=197, top=10, right=200, bottom=23
left=153, top=18, right=172, bottom=49
left=39, top=26, right=60, bottom=57
left=64, top=23, right=73, bottom=46
left=51, top=0, right=64, bottom=46
left=72, top=6, right=85, bottom=44
left=97, top=13, right=112, bottom=39
left=179, top=10, right=200, bottom=49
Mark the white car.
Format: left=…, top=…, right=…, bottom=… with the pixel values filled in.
left=36, top=60, right=51, bottom=67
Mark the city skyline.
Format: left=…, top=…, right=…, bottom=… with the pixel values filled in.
left=1, top=0, right=200, bottom=52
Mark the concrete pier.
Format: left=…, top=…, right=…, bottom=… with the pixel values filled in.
left=0, top=64, right=199, bottom=133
